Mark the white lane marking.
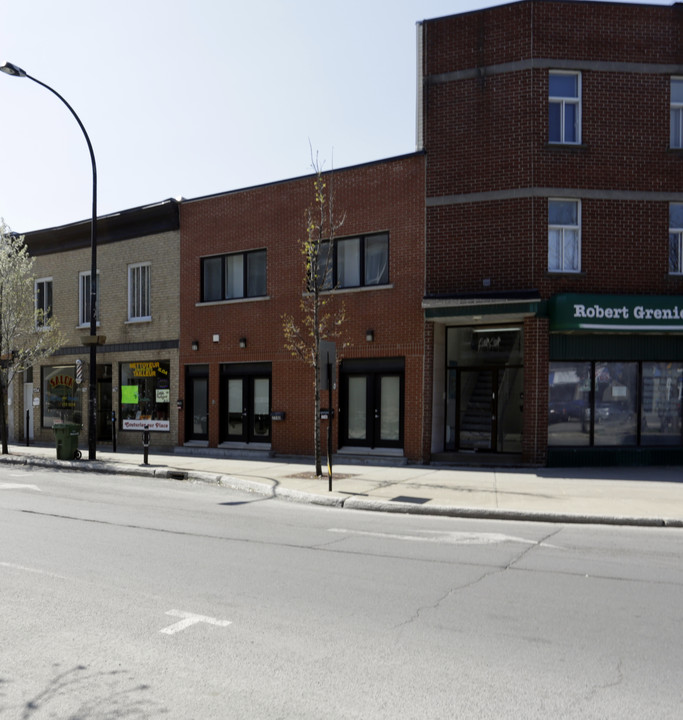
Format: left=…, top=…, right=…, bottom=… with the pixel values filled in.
left=160, top=609, right=232, bottom=635
left=0, top=483, right=41, bottom=491
left=328, top=528, right=561, bottom=548
left=0, top=561, right=70, bottom=580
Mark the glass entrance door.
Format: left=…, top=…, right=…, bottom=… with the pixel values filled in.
left=447, top=366, right=524, bottom=453
left=458, top=369, right=494, bottom=450
left=445, top=326, right=524, bottom=454
left=186, top=366, right=209, bottom=441
left=220, top=367, right=271, bottom=444
left=341, top=371, right=403, bottom=449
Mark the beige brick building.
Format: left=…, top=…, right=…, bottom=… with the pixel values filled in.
left=17, top=200, right=180, bottom=452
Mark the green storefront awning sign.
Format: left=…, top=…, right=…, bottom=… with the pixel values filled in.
left=550, top=294, right=683, bottom=332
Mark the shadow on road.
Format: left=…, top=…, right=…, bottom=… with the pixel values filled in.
left=1, top=664, right=168, bottom=719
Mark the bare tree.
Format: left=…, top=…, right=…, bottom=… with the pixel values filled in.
left=0, top=220, right=64, bottom=454
left=282, top=155, right=346, bottom=476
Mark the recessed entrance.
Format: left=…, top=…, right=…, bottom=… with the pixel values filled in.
left=445, top=327, right=523, bottom=453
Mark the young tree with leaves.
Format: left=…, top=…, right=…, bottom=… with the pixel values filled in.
left=282, top=158, right=346, bottom=477
left=0, top=220, right=64, bottom=454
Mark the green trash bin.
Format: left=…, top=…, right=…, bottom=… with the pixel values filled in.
left=53, top=423, right=82, bottom=460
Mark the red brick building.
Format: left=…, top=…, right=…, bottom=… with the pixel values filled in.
left=419, top=0, right=683, bottom=465
left=179, top=154, right=426, bottom=462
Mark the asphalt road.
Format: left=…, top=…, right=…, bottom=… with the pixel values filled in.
left=1, top=465, right=682, bottom=719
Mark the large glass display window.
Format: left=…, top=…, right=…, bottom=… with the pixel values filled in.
left=548, top=362, right=591, bottom=446
left=42, top=365, right=78, bottom=427
left=549, top=361, right=683, bottom=447
left=592, top=362, right=638, bottom=446
left=120, top=360, right=170, bottom=431
left=641, top=362, right=683, bottom=445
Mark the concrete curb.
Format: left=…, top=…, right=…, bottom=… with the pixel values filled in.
left=2, top=453, right=681, bottom=528
left=341, top=496, right=683, bottom=527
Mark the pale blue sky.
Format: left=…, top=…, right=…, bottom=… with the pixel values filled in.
left=0, top=0, right=667, bottom=232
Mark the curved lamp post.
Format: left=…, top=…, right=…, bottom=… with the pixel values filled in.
left=1, top=61, right=101, bottom=461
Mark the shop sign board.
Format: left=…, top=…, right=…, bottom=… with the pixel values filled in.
left=550, top=294, right=683, bottom=332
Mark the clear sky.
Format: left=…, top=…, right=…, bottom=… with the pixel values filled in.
left=0, top=0, right=667, bottom=233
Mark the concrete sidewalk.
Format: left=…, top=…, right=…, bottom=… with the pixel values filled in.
left=2, top=443, right=683, bottom=527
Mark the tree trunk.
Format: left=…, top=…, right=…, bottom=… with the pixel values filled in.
left=0, top=372, right=8, bottom=455
left=313, top=291, right=322, bottom=477
left=0, top=289, right=6, bottom=454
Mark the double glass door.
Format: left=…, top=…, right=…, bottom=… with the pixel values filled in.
left=340, top=362, right=403, bottom=449
left=220, top=364, right=271, bottom=444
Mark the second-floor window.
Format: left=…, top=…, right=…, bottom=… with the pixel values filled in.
left=669, top=203, right=683, bottom=274
left=315, top=233, right=389, bottom=290
left=201, top=249, right=267, bottom=302
left=549, top=71, right=581, bottom=144
left=79, top=271, right=100, bottom=326
left=671, top=78, right=683, bottom=149
left=128, top=262, right=151, bottom=321
left=548, top=199, right=580, bottom=273
left=35, top=277, right=53, bottom=328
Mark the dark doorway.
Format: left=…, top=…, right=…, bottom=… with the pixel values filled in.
left=185, top=365, right=209, bottom=442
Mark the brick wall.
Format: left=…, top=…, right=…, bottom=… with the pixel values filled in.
left=423, top=0, right=683, bottom=302
left=421, top=0, right=683, bottom=464
left=179, top=154, right=427, bottom=460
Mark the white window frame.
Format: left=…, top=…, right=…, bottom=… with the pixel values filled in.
left=78, top=270, right=100, bottom=327
left=35, top=277, right=53, bottom=329
left=669, top=203, right=683, bottom=275
left=548, top=199, right=581, bottom=273
left=128, top=262, right=151, bottom=322
left=670, top=77, right=683, bottom=149
left=549, top=71, right=581, bottom=145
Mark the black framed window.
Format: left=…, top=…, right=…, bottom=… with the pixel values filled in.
left=548, top=360, right=683, bottom=447
left=315, top=233, right=389, bottom=290
left=201, top=249, right=266, bottom=302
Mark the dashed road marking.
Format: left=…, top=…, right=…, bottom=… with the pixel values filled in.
left=0, top=483, right=41, bottom=491
left=328, top=528, right=562, bottom=548
left=160, top=609, right=232, bottom=635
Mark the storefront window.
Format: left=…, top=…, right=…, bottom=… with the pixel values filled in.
left=641, top=362, right=683, bottom=445
left=549, top=361, right=683, bottom=447
left=42, top=365, right=78, bottom=427
left=592, top=362, right=638, bottom=446
left=120, top=360, right=170, bottom=431
left=548, top=362, right=591, bottom=446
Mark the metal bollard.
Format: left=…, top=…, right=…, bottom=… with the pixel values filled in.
left=111, top=410, right=117, bottom=453
left=142, top=425, right=150, bottom=465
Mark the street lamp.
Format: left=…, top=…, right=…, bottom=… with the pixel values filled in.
left=1, top=60, right=102, bottom=460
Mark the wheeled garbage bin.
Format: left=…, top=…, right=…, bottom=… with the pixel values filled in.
left=53, top=423, right=82, bottom=460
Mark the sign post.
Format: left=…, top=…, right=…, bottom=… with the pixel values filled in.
left=319, top=341, right=336, bottom=491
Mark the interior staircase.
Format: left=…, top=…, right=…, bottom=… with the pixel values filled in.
left=459, top=371, right=493, bottom=449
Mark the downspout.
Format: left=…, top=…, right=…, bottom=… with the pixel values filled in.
left=416, top=21, right=425, bottom=151
left=530, top=0, right=540, bottom=463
